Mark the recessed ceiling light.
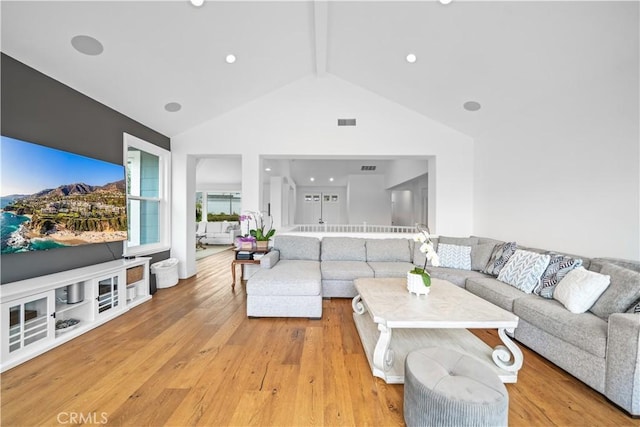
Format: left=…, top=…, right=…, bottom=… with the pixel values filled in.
left=164, top=102, right=182, bottom=112
left=71, top=35, right=103, bottom=56
left=439, top=0, right=453, bottom=5
left=265, top=167, right=272, bottom=172
left=329, top=177, right=334, bottom=182
left=406, top=53, right=417, bottom=63
left=310, top=177, right=315, bottom=182
left=225, top=54, right=236, bottom=64
left=463, top=101, right=482, bottom=112
left=190, top=0, right=205, bottom=6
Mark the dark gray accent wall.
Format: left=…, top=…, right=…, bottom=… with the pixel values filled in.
left=1, top=53, right=171, bottom=290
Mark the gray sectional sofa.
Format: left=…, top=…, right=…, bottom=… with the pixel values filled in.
left=245, top=234, right=640, bottom=416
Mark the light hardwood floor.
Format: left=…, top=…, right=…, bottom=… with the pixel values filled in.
left=1, top=249, right=637, bottom=426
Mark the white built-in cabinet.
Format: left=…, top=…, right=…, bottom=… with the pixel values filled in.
left=0, top=257, right=151, bottom=372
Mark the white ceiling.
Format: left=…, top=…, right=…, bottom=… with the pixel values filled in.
left=2, top=1, right=637, bottom=186
left=3, top=1, right=636, bottom=139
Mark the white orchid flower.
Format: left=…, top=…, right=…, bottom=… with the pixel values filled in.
left=430, top=252, right=441, bottom=267
left=414, top=233, right=427, bottom=243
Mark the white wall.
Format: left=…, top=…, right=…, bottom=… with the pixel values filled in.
left=347, top=175, right=391, bottom=225
left=171, top=75, right=474, bottom=278
left=296, top=186, right=348, bottom=224
left=473, top=51, right=639, bottom=259
left=385, top=158, right=430, bottom=189
left=389, top=173, right=429, bottom=227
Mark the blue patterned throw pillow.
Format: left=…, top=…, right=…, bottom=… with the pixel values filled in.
left=483, top=242, right=517, bottom=276
left=627, top=300, right=640, bottom=314
left=437, top=244, right=472, bottom=270
left=498, top=249, right=551, bottom=294
left=535, top=254, right=583, bottom=298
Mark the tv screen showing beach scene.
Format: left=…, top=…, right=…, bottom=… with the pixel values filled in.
left=1, top=135, right=127, bottom=254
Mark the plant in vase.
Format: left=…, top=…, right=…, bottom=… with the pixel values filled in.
left=408, top=224, right=440, bottom=295
left=242, top=211, right=276, bottom=250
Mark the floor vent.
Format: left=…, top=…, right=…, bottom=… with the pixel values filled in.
left=338, top=118, right=356, bottom=126
left=361, top=165, right=376, bottom=171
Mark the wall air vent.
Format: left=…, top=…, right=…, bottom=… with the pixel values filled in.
left=337, top=118, right=356, bottom=126
left=361, top=165, right=376, bottom=171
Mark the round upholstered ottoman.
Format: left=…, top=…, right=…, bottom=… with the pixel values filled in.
left=404, top=347, right=509, bottom=427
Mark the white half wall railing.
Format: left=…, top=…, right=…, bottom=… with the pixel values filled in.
left=282, top=223, right=418, bottom=239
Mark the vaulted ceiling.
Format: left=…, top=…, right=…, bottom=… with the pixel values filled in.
left=3, top=0, right=636, bottom=141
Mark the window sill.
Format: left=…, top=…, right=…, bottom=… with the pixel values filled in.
left=124, top=244, right=171, bottom=257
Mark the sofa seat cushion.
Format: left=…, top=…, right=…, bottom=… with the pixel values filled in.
left=368, top=262, right=415, bottom=278
left=321, top=237, right=367, bottom=261
left=321, top=261, right=374, bottom=281
left=426, top=267, right=488, bottom=288
left=465, top=277, right=526, bottom=312
left=208, top=232, right=229, bottom=238
left=513, top=296, right=608, bottom=358
left=246, top=260, right=321, bottom=296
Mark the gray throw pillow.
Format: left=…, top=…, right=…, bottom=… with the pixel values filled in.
left=483, top=242, right=517, bottom=276
left=589, top=263, right=640, bottom=320
left=471, top=243, right=496, bottom=271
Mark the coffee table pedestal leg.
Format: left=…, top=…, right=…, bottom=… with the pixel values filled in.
left=373, top=324, right=394, bottom=378
left=492, top=327, right=523, bottom=372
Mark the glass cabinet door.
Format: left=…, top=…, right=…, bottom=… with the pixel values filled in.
left=95, top=275, right=122, bottom=318
left=2, top=292, right=54, bottom=361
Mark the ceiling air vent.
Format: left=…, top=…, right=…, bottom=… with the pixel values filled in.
left=337, top=118, right=356, bottom=126
left=361, top=165, right=376, bottom=171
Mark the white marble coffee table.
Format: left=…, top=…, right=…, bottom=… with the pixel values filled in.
left=352, top=277, right=523, bottom=384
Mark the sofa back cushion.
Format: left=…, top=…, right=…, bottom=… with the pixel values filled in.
left=438, top=236, right=479, bottom=247
left=206, top=221, right=223, bottom=233
left=366, top=238, right=411, bottom=262
left=321, top=237, right=366, bottom=261
left=589, top=263, right=640, bottom=320
left=471, top=243, right=496, bottom=271
left=274, top=235, right=320, bottom=261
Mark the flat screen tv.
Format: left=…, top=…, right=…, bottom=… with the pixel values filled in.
left=1, top=135, right=127, bottom=254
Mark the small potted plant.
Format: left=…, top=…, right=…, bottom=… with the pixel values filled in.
left=244, top=211, right=276, bottom=250
left=408, top=224, right=440, bottom=295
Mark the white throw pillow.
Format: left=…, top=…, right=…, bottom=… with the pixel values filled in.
left=437, top=243, right=472, bottom=270
left=553, top=267, right=611, bottom=314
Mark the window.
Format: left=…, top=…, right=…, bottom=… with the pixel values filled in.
left=207, top=192, right=241, bottom=215
left=124, top=133, right=170, bottom=256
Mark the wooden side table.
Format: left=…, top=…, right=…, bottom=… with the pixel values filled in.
left=231, top=248, right=270, bottom=289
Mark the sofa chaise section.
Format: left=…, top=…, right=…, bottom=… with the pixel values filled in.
left=246, top=235, right=322, bottom=318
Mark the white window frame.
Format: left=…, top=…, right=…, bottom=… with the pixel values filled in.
left=123, top=133, right=171, bottom=256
